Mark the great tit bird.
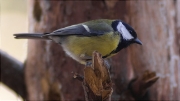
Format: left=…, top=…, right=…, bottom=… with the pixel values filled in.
left=14, top=19, right=142, bottom=64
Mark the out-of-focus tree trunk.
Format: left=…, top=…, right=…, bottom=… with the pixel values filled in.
left=126, top=0, right=180, bottom=100
left=25, top=0, right=179, bottom=100
left=26, top=1, right=126, bottom=100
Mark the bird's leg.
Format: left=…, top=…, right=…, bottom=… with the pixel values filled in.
left=85, top=61, right=92, bottom=67
left=104, top=59, right=111, bottom=70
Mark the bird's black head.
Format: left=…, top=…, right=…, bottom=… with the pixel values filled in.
left=111, top=20, right=142, bottom=53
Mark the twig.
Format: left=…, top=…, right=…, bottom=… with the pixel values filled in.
left=73, top=73, right=84, bottom=82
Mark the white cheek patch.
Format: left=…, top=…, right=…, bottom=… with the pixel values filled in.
left=117, top=22, right=134, bottom=40
left=82, top=24, right=90, bottom=33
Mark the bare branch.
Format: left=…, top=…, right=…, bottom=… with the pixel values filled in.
left=0, top=50, right=27, bottom=99
left=73, top=73, right=84, bottom=82
left=129, top=70, right=159, bottom=100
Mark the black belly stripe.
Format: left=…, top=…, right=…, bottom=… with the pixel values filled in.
left=102, top=37, right=131, bottom=58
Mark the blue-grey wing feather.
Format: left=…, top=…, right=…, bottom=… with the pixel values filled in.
left=44, top=22, right=112, bottom=37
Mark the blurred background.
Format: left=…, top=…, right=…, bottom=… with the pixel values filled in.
left=0, top=0, right=27, bottom=100
left=0, top=0, right=179, bottom=100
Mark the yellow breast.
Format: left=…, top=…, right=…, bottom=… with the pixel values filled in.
left=62, top=32, right=120, bottom=63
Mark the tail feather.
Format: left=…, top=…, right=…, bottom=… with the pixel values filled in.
left=14, top=33, right=49, bottom=39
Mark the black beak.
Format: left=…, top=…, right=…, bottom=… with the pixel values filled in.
left=134, top=38, right=142, bottom=45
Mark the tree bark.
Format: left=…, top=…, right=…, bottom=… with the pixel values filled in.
left=26, top=1, right=127, bottom=100
left=25, top=0, right=180, bottom=100
left=126, top=0, right=180, bottom=100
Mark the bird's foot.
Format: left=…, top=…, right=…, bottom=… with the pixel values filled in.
left=85, top=61, right=92, bottom=67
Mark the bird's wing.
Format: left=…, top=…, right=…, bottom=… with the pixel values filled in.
left=44, top=22, right=113, bottom=37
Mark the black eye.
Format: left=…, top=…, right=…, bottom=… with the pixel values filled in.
left=129, top=30, right=133, bottom=33
left=128, top=30, right=137, bottom=38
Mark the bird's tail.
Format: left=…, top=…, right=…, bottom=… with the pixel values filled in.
left=13, top=33, right=49, bottom=39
